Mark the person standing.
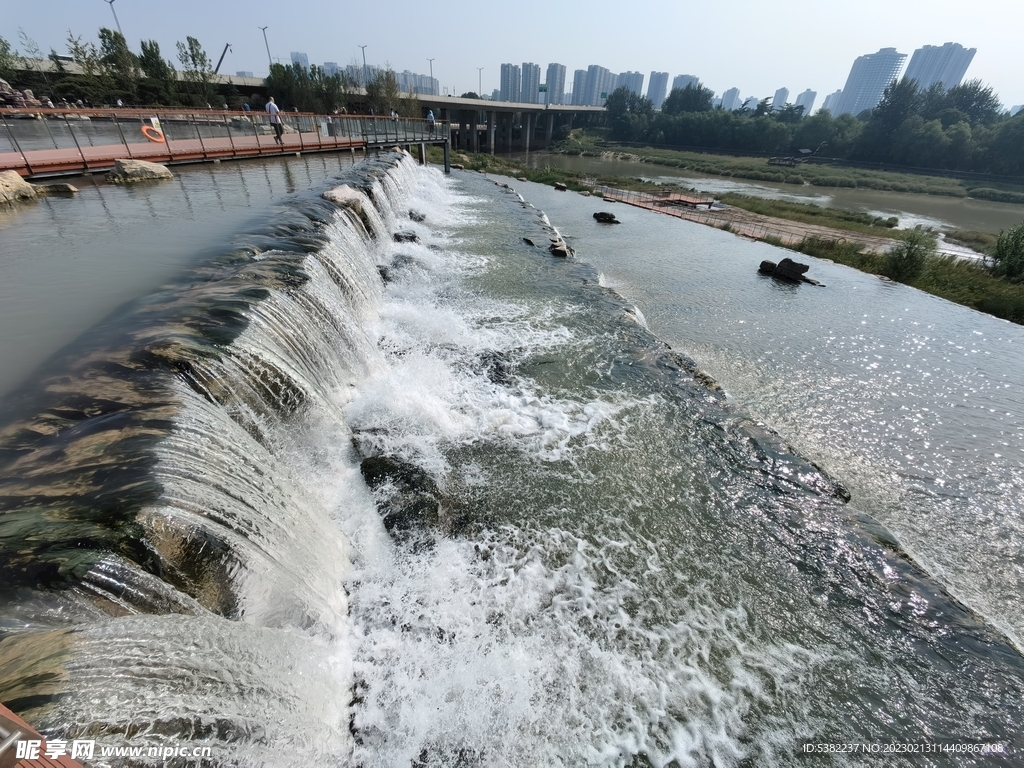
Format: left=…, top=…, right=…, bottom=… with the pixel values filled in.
left=427, top=109, right=435, bottom=135
left=266, top=96, right=283, bottom=144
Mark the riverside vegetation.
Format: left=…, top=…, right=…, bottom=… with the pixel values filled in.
left=428, top=147, right=1024, bottom=325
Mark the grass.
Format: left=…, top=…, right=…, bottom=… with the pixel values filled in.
left=716, top=193, right=902, bottom=238
left=551, top=131, right=1024, bottom=203
left=944, top=230, right=999, bottom=255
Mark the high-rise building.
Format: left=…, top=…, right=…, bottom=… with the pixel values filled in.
left=903, top=42, right=976, bottom=91
left=521, top=62, right=542, bottom=103
left=672, top=74, right=699, bottom=91
left=491, top=88, right=501, bottom=102
left=584, top=65, right=614, bottom=106
left=500, top=63, right=521, bottom=102
left=616, top=71, right=645, bottom=96
left=833, top=48, right=907, bottom=116
left=235, top=71, right=254, bottom=78
left=821, top=89, right=842, bottom=113
left=545, top=63, right=566, bottom=105
left=647, top=71, right=669, bottom=110
left=771, top=87, right=789, bottom=111
left=1010, top=105, right=1023, bottom=117
left=322, top=62, right=340, bottom=76
left=742, top=96, right=760, bottom=110
left=794, top=88, right=817, bottom=115
left=571, top=70, right=587, bottom=105
left=290, top=52, right=310, bottom=71
left=395, top=71, right=438, bottom=95
left=721, top=87, right=741, bottom=111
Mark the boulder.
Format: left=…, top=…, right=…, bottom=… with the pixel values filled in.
left=593, top=211, right=619, bottom=224
left=523, top=238, right=535, bottom=246
left=758, top=260, right=776, bottom=275
left=0, top=170, right=37, bottom=204
left=450, top=163, right=465, bottom=170
left=408, top=209, right=426, bottom=223
left=773, top=257, right=810, bottom=282
left=35, top=183, right=78, bottom=196
left=107, top=158, right=173, bottom=183
left=393, top=230, right=420, bottom=243
left=579, top=190, right=591, bottom=196
left=516, top=177, right=527, bottom=182
left=360, top=455, right=441, bottom=536
left=554, top=182, right=567, bottom=191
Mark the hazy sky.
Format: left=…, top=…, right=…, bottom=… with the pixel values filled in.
left=4, top=0, right=1021, bottom=108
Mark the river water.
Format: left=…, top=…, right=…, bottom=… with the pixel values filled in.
left=524, top=153, right=1024, bottom=234
left=1, top=154, right=1022, bottom=766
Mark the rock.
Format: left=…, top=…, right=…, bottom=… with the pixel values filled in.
left=107, top=158, right=173, bottom=183
left=554, top=182, right=567, bottom=191
left=758, top=260, right=777, bottom=275
left=773, top=257, right=810, bottom=282
left=0, top=170, right=37, bottom=204
left=408, top=209, right=426, bottom=223
left=377, top=265, right=393, bottom=283
left=35, top=183, right=79, bottom=196
left=393, top=230, right=420, bottom=243
left=579, top=190, right=591, bottom=196
left=360, top=456, right=441, bottom=536
left=450, top=163, right=465, bottom=170
left=523, top=238, right=535, bottom=246
left=549, top=240, right=570, bottom=258
left=517, top=177, right=528, bottom=182
left=477, top=350, right=515, bottom=385
left=593, top=211, right=619, bottom=224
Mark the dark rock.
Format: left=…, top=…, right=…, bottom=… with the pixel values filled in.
left=523, top=238, right=535, bottom=246
left=593, top=211, right=619, bottom=224
left=549, top=241, right=570, bottom=258
left=554, top=182, right=568, bottom=191
left=377, top=265, right=393, bottom=283
left=450, top=163, right=465, bottom=170
left=758, top=260, right=777, bottom=275
left=360, top=455, right=441, bottom=536
left=773, top=257, right=810, bottom=282
left=516, top=177, right=527, bottom=182
left=393, top=230, right=420, bottom=243
left=408, top=210, right=426, bottom=223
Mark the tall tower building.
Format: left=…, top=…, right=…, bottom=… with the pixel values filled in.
left=834, top=48, right=907, bottom=116
left=571, top=69, right=587, bottom=105
left=647, top=71, right=669, bottom=110
left=616, top=71, right=645, bottom=96
left=720, top=87, right=741, bottom=111
left=821, top=89, right=842, bottom=113
left=672, top=74, right=699, bottom=92
left=545, top=63, right=566, bottom=105
left=500, top=63, right=521, bottom=102
left=584, top=65, right=613, bottom=105
left=903, top=42, right=976, bottom=91
left=521, top=62, right=542, bottom=103
left=794, top=88, right=817, bottom=115
left=290, top=52, right=310, bottom=71
left=771, top=87, right=790, bottom=111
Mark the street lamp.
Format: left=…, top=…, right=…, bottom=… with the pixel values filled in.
left=104, top=0, right=124, bottom=38
left=476, top=67, right=483, bottom=99
left=427, top=58, right=435, bottom=96
left=359, top=45, right=368, bottom=88
left=259, top=26, right=271, bottom=69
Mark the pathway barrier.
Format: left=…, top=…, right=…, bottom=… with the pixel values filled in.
left=0, top=107, right=450, bottom=179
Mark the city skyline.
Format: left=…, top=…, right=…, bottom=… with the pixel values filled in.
left=3, top=0, right=1020, bottom=108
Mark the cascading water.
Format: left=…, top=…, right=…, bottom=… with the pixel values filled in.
left=1, top=152, right=1023, bottom=767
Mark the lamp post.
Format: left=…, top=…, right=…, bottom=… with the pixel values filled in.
left=359, top=45, right=368, bottom=88
left=427, top=58, right=435, bottom=96
left=477, top=67, right=483, bottom=99
left=104, top=0, right=124, bottom=38
left=259, top=26, right=271, bottom=69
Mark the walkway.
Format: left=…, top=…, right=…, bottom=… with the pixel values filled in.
left=1, top=108, right=449, bottom=179
left=1, top=702, right=85, bottom=767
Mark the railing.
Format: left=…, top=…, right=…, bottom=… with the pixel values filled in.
left=595, top=185, right=716, bottom=208
left=0, top=107, right=449, bottom=177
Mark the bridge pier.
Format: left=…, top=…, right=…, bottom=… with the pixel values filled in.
left=523, top=113, right=533, bottom=153
left=506, top=113, right=513, bottom=154
left=487, top=111, right=495, bottom=155
left=443, top=139, right=450, bottom=174
left=471, top=109, right=480, bottom=153
left=545, top=113, right=554, bottom=146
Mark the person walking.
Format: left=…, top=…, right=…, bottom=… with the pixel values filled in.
left=266, top=96, right=283, bottom=144
left=427, top=109, right=435, bottom=135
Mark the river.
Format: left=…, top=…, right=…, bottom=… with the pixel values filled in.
left=523, top=152, right=1024, bottom=234
left=1, top=154, right=1022, bottom=766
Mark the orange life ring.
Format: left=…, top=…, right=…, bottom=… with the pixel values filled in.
left=141, top=125, right=165, bottom=143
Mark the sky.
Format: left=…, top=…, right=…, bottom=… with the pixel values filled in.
left=3, top=0, right=1021, bottom=108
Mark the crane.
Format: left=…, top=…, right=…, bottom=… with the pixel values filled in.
left=213, top=43, right=232, bottom=75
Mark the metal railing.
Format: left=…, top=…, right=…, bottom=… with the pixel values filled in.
left=0, top=107, right=449, bottom=176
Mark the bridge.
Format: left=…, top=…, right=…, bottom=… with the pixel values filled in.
left=0, top=107, right=452, bottom=180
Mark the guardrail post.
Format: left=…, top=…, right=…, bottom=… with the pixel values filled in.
left=1, top=112, right=34, bottom=176
left=112, top=112, right=134, bottom=159
left=62, top=112, right=89, bottom=173
left=192, top=112, right=209, bottom=161
left=223, top=114, right=237, bottom=157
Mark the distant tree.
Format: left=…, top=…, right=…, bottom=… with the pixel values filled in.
left=989, top=223, right=1024, bottom=280
left=265, top=62, right=354, bottom=113
left=944, top=79, right=1001, bottom=126
left=661, top=82, right=714, bottom=114
left=18, top=29, right=54, bottom=99
left=854, top=77, right=921, bottom=160
left=459, top=91, right=480, bottom=99
left=774, top=103, right=805, bottom=123
left=884, top=228, right=934, bottom=283
left=176, top=36, right=214, bottom=106
left=604, top=86, right=653, bottom=140
left=98, top=28, right=140, bottom=102
left=0, top=35, right=21, bottom=83
left=365, top=67, right=414, bottom=116
left=64, top=31, right=108, bottom=103
left=138, top=40, right=178, bottom=105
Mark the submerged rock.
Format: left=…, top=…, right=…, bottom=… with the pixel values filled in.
left=393, top=230, right=420, bottom=243
left=0, top=170, right=37, bottom=204
left=360, top=455, right=441, bottom=536
left=554, top=182, right=567, bottom=191
left=523, top=238, right=535, bottom=246
left=758, top=257, right=822, bottom=285
left=35, top=182, right=78, bottom=195
left=107, top=158, right=173, bottom=183
left=408, top=209, right=426, bottom=223
left=593, top=211, right=619, bottom=224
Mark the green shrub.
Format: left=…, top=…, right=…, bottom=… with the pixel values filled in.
left=990, top=223, right=1024, bottom=279
left=884, top=228, right=935, bottom=283
left=969, top=188, right=1024, bottom=204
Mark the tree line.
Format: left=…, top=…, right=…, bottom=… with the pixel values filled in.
left=0, top=29, right=415, bottom=114
left=605, top=79, right=1024, bottom=177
